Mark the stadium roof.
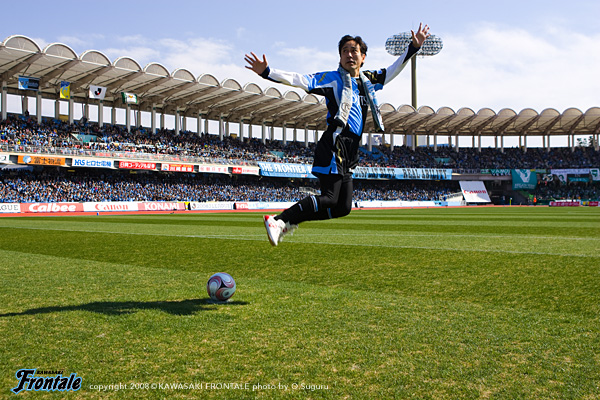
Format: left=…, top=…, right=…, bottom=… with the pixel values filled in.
left=1, top=34, right=600, bottom=138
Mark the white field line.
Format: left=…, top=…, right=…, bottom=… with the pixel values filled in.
left=1, top=225, right=598, bottom=258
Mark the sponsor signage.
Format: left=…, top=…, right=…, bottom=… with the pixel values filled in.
left=353, top=167, right=452, bottom=181
left=0, top=203, right=20, bottom=213
left=197, top=165, right=230, bottom=174
left=18, top=155, right=66, bottom=166
left=72, top=158, right=114, bottom=168
left=258, top=162, right=315, bottom=178
left=118, top=161, right=156, bottom=170
left=22, top=202, right=83, bottom=213
left=18, top=76, right=39, bottom=90
left=84, top=202, right=138, bottom=212
left=160, top=163, right=194, bottom=172
left=232, top=166, right=260, bottom=176
left=549, top=201, right=581, bottom=207
left=141, top=202, right=186, bottom=211
left=459, top=181, right=491, bottom=203
left=511, top=169, right=537, bottom=190
left=189, top=202, right=234, bottom=211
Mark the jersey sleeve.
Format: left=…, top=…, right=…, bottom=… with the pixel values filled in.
left=362, top=42, right=420, bottom=89
left=260, top=67, right=311, bottom=92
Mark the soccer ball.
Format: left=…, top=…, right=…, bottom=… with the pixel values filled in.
left=206, top=273, right=236, bottom=302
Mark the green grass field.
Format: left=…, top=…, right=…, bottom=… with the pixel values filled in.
left=0, top=207, right=599, bottom=399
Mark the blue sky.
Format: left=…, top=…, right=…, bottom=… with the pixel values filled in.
left=1, top=0, right=599, bottom=114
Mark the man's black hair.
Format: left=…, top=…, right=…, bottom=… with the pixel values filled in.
left=338, top=35, right=368, bottom=56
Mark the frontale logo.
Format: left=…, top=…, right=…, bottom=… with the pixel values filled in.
left=11, top=369, right=82, bottom=394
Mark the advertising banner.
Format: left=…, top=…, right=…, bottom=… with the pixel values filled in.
left=72, top=158, right=114, bottom=168
left=591, top=169, right=599, bottom=182
left=258, top=162, right=315, bottom=178
left=18, top=76, right=39, bottom=90
left=141, top=202, right=186, bottom=211
left=549, top=201, right=581, bottom=207
left=161, top=163, right=194, bottom=172
left=0, top=153, right=9, bottom=163
left=118, top=161, right=156, bottom=170
left=352, top=167, right=452, bottom=181
left=189, top=202, right=234, bottom=211
left=0, top=203, right=20, bottom=213
left=21, top=202, right=84, bottom=213
left=232, top=166, right=260, bottom=176
left=18, top=155, right=66, bottom=166
left=84, top=202, right=139, bottom=212
left=197, top=165, right=230, bottom=174
left=511, top=169, right=537, bottom=190
left=459, top=181, right=491, bottom=203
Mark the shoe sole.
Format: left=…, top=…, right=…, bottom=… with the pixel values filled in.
left=263, top=215, right=278, bottom=246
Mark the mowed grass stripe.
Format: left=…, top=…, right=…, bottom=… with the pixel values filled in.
left=0, top=227, right=597, bottom=317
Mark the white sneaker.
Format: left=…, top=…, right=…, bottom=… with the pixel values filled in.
left=264, top=215, right=283, bottom=246
left=263, top=216, right=298, bottom=246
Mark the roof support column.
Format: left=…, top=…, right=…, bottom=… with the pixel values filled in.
left=204, top=115, right=209, bottom=135
left=478, top=135, right=481, bottom=153
left=261, top=121, right=266, bottom=144
left=68, top=97, right=74, bottom=125
left=84, top=102, right=89, bottom=122
left=225, top=119, right=230, bottom=138
left=111, top=105, right=117, bottom=126
left=570, top=131, right=575, bottom=152
left=500, top=132, right=504, bottom=153
left=454, top=134, right=459, bottom=152
left=281, top=124, right=286, bottom=146
left=98, top=100, right=104, bottom=128
left=293, top=126, right=297, bottom=143
left=1, top=81, right=7, bottom=121
left=175, top=110, right=180, bottom=136
left=151, top=105, right=156, bottom=134
left=218, top=114, right=224, bottom=141
left=160, top=109, right=165, bottom=130
left=433, top=130, right=437, bottom=152
left=523, top=135, right=527, bottom=153
left=304, top=125, right=308, bottom=148
left=36, top=90, right=42, bottom=124
left=248, top=121, right=253, bottom=141
left=125, top=103, right=131, bottom=133
left=197, top=112, right=202, bottom=135
left=137, top=108, right=142, bottom=130
left=270, top=125, right=274, bottom=142
left=21, top=94, right=28, bottom=115
left=239, top=120, right=244, bottom=142
left=368, top=133, right=373, bottom=152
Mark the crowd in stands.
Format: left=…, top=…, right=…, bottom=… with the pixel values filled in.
left=2, top=113, right=599, bottom=170
left=1, top=113, right=599, bottom=204
left=534, top=181, right=599, bottom=202
left=0, top=170, right=456, bottom=203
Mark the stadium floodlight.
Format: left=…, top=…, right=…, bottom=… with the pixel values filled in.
left=385, top=32, right=443, bottom=109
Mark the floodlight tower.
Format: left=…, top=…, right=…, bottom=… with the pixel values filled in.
left=385, top=32, right=443, bottom=109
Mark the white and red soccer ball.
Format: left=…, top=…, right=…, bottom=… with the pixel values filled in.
left=206, top=273, right=236, bottom=301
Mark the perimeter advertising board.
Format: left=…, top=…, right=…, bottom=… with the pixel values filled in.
left=459, top=181, right=491, bottom=203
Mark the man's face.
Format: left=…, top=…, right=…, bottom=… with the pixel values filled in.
left=339, top=40, right=365, bottom=76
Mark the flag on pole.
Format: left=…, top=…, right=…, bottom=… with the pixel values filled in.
left=89, top=85, right=107, bottom=100
left=121, top=92, right=138, bottom=104
left=60, top=81, right=71, bottom=99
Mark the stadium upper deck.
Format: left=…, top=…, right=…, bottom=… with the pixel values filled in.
left=1, top=34, right=599, bottom=151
